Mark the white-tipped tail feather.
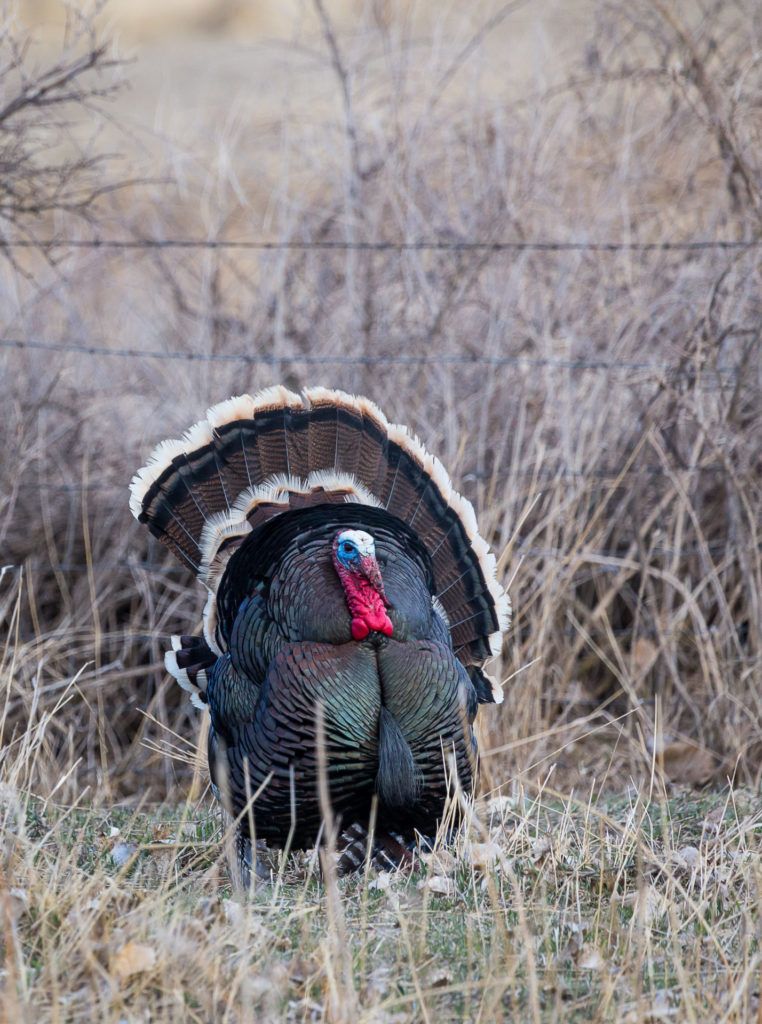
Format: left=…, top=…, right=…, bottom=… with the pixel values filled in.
left=130, top=386, right=510, bottom=695
left=165, top=636, right=210, bottom=710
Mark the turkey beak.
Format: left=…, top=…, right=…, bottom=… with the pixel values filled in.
left=360, top=554, right=390, bottom=607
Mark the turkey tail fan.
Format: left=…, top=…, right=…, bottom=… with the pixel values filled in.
left=129, top=386, right=510, bottom=696
left=128, top=388, right=304, bottom=572
left=164, top=635, right=215, bottom=709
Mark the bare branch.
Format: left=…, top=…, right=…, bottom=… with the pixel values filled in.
left=0, top=13, right=131, bottom=257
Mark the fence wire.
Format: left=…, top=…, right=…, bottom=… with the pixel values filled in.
left=3, top=234, right=757, bottom=593
left=18, top=459, right=732, bottom=496
left=2, top=236, right=761, bottom=252
left=1, top=535, right=741, bottom=580
left=0, top=337, right=744, bottom=385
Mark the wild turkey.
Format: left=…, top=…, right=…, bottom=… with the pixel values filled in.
left=129, top=387, right=510, bottom=883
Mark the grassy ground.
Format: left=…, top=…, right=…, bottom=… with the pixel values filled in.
left=3, top=775, right=760, bottom=1022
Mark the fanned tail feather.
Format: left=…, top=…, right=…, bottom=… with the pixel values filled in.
left=336, top=822, right=417, bottom=876
left=164, top=634, right=216, bottom=709
left=130, top=386, right=510, bottom=697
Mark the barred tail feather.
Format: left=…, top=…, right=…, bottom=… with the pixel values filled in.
left=336, top=823, right=417, bottom=876
left=130, top=386, right=510, bottom=678
left=164, top=635, right=215, bottom=710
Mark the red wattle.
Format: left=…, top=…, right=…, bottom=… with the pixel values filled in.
left=351, top=617, right=370, bottom=640
left=334, top=559, right=394, bottom=639
left=377, top=611, right=394, bottom=636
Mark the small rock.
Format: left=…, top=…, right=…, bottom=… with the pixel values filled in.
left=111, top=843, right=138, bottom=869
left=421, top=849, right=458, bottom=876
left=417, top=875, right=455, bottom=896
left=674, top=845, right=700, bottom=870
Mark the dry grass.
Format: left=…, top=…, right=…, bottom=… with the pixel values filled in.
left=2, top=683, right=761, bottom=1022
left=1, top=0, right=762, bottom=1018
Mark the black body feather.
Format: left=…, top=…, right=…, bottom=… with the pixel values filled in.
left=130, top=388, right=509, bottom=884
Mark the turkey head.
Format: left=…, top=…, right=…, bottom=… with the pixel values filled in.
left=332, top=529, right=393, bottom=640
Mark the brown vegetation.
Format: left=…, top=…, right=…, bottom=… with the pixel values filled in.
left=1, top=0, right=761, bottom=801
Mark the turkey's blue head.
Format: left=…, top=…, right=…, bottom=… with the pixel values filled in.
left=332, top=529, right=393, bottom=640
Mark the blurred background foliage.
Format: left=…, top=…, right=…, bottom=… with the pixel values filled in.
left=1, top=0, right=761, bottom=800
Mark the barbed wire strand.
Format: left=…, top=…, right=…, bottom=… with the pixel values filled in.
left=0, top=337, right=743, bottom=380
left=18, top=459, right=732, bottom=496
left=2, top=537, right=739, bottom=578
left=2, top=237, right=761, bottom=252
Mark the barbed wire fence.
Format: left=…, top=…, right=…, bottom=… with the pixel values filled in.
left=3, top=233, right=758, bottom=585
left=0, top=337, right=745, bottom=380
left=3, top=231, right=753, bottom=376
left=2, top=232, right=760, bottom=790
